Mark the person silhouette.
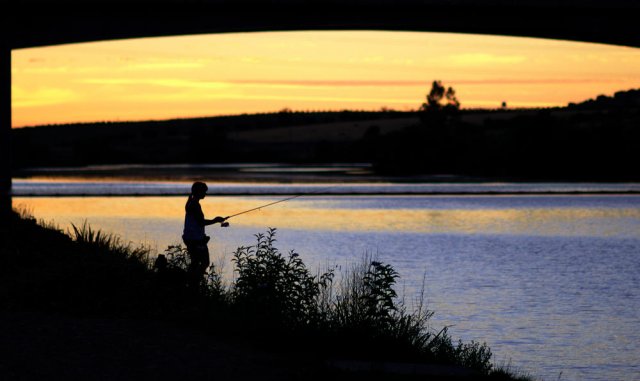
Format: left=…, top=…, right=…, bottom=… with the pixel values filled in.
left=182, top=181, right=227, bottom=283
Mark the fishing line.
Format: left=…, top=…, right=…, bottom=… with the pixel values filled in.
left=222, top=184, right=337, bottom=224
left=226, top=194, right=304, bottom=219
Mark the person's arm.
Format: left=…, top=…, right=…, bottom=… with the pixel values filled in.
left=187, top=199, right=214, bottom=226
left=204, top=216, right=228, bottom=226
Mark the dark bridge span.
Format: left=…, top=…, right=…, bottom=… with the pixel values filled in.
left=2, top=0, right=640, bottom=215
left=7, top=0, right=640, bottom=49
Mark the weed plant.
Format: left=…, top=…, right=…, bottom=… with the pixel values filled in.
left=181, top=228, right=496, bottom=375
left=4, top=213, right=533, bottom=379
left=231, top=228, right=327, bottom=329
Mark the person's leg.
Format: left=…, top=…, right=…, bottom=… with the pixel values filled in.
left=185, top=240, right=209, bottom=286
left=195, top=243, right=210, bottom=275
left=184, top=240, right=200, bottom=285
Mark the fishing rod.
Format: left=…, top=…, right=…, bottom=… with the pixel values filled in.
left=219, top=185, right=336, bottom=227
left=227, top=194, right=304, bottom=219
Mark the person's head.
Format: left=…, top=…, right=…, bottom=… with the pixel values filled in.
left=191, top=181, right=208, bottom=199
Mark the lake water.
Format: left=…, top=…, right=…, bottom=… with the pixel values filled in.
left=12, top=180, right=640, bottom=381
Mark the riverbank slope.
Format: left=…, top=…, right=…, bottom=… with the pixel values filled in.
left=1, top=212, right=534, bottom=380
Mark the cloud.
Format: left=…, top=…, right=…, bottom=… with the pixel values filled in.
left=122, top=62, right=206, bottom=71
left=76, top=77, right=617, bottom=97
left=226, top=79, right=428, bottom=87
left=449, top=53, right=527, bottom=66
left=452, top=78, right=615, bottom=85
left=225, top=78, right=613, bottom=87
left=16, top=66, right=71, bottom=75
left=80, top=78, right=230, bottom=89
left=12, top=86, right=78, bottom=107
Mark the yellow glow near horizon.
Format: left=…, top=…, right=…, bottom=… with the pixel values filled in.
left=11, top=30, right=640, bottom=127
left=14, top=196, right=640, bottom=237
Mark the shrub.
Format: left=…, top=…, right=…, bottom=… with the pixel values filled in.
left=231, top=228, right=330, bottom=329
left=159, top=244, right=227, bottom=306
left=328, top=258, right=401, bottom=332
left=163, top=244, right=190, bottom=272
left=226, top=229, right=494, bottom=373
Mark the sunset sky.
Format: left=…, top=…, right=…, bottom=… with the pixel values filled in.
left=11, top=30, right=640, bottom=128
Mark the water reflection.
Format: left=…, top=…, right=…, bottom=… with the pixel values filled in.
left=12, top=195, right=640, bottom=381
left=15, top=195, right=640, bottom=238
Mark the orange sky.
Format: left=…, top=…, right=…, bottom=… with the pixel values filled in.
left=11, top=30, right=640, bottom=128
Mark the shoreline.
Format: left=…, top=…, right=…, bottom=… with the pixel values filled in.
left=12, top=177, right=640, bottom=197
left=14, top=162, right=640, bottom=185
left=12, top=191, right=640, bottom=197
left=12, top=171, right=640, bottom=198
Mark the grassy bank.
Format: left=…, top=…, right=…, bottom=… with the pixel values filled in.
left=1, top=211, right=536, bottom=380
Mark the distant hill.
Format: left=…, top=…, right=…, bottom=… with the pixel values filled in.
left=12, top=110, right=412, bottom=167
left=369, top=89, right=640, bottom=181
left=568, top=88, right=640, bottom=110
left=12, top=89, right=640, bottom=181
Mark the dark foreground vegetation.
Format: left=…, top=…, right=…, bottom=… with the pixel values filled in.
left=12, top=88, right=640, bottom=181
left=1, top=211, right=535, bottom=380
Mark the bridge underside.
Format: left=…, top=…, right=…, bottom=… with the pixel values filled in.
left=7, top=2, right=640, bottom=49
left=2, top=1, right=640, bottom=217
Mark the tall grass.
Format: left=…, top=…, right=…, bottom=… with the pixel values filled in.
left=13, top=204, right=61, bottom=231
left=69, top=221, right=150, bottom=266
left=318, top=254, right=493, bottom=373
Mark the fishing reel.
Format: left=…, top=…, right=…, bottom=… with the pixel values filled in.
left=221, top=221, right=230, bottom=228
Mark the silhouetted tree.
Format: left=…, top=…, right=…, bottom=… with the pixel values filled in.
left=420, top=80, right=460, bottom=112
left=418, top=80, right=461, bottom=132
